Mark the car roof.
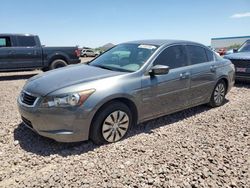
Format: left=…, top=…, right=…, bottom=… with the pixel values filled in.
left=0, top=33, right=36, bottom=37
left=125, top=39, right=205, bottom=47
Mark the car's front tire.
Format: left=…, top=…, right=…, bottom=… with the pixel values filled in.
left=90, top=101, right=132, bottom=145
left=209, top=80, right=227, bottom=107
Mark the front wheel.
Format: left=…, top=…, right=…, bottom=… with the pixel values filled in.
left=90, top=102, right=133, bottom=145
left=208, top=80, right=226, bottom=107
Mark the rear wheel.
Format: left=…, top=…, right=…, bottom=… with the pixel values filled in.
left=208, top=80, right=226, bottom=107
left=49, top=59, right=67, bottom=70
left=90, top=102, right=132, bottom=145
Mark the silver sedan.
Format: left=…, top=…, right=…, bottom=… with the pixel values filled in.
left=18, top=40, right=235, bottom=144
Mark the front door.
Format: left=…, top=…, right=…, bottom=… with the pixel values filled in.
left=0, top=36, right=16, bottom=69
left=141, top=45, right=190, bottom=120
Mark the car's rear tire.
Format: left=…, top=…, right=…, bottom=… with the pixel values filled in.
left=90, top=101, right=133, bottom=145
left=49, top=59, right=68, bottom=70
left=208, top=80, right=226, bottom=107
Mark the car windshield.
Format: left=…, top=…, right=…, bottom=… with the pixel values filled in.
left=89, top=43, right=158, bottom=72
left=238, top=41, right=250, bottom=52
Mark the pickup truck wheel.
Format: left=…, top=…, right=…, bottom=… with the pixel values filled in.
left=49, top=59, right=68, bottom=70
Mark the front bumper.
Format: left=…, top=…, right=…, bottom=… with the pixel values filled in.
left=235, top=73, right=250, bottom=81
left=17, top=99, right=93, bottom=142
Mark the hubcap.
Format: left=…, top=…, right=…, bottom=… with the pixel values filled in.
left=102, top=110, right=129, bottom=143
left=214, top=83, right=225, bottom=105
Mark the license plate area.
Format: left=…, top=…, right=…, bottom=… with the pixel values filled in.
left=236, top=67, right=247, bottom=72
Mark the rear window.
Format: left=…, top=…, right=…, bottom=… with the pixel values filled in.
left=17, top=36, right=36, bottom=47
left=187, top=45, right=208, bottom=65
left=0, top=37, right=11, bottom=47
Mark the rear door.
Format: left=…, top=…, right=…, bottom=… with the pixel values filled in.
left=141, top=45, right=190, bottom=119
left=186, top=45, right=217, bottom=105
left=14, top=35, right=43, bottom=68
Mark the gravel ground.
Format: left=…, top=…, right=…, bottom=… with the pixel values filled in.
left=0, top=71, right=249, bottom=188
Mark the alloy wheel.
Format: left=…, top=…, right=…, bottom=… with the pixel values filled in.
left=214, top=83, right=225, bottom=105
left=102, top=110, right=129, bottom=143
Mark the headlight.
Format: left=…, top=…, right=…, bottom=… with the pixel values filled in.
left=41, top=89, right=95, bottom=108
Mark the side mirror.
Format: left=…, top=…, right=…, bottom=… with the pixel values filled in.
left=149, top=65, right=170, bottom=76
left=233, top=48, right=238, bottom=53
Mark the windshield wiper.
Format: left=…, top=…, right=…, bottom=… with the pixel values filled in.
left=93, top=65, right=114, bottom=71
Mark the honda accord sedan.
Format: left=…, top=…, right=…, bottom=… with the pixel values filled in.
left=18, top=40, right=235, bottom=144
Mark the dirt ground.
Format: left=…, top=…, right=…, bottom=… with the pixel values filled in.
left=0, top=69, right=249, bottom=187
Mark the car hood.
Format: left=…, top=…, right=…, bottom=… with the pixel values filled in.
left=23, top=64, right=124, bottom=96
left=224, top=52, right=250, bottom=60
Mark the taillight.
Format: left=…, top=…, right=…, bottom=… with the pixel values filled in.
left=75, top=49, right=80, bottom=57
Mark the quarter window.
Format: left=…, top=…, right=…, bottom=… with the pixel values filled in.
left=206, top=49, right=214, bottom=62
left=186, top=45, right=208, bottom=65
left=17, top=36, right=36, bottom=47
left=153, top=45, right=187, bottom=69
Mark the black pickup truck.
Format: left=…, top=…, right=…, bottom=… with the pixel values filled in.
left=0, top=34, right=81, bottom=71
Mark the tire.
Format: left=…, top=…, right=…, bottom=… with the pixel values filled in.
left=90, top=101, right=133, bottom=145
left=41, top=67, right=49, bottom=72
left=208, top=80, right=226, bottom=107
left=49, top=59, right=68, bottom=70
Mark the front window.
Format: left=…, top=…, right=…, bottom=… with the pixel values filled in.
left=153, top=45, right=188, bottom=68
left=89, top=43, right=158, bottom=72
left=0, top=37, right=11, bottom=47
left=238, top=41, right=250, bottom=52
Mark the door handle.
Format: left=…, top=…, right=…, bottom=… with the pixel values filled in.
left=180, top=72, right=190, bottom=79
left=210, top=65, right=217, bottom=72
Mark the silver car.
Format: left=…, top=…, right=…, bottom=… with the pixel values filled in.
left=18, top=40, right=235, bottom=144
left=81, top=49, right=99, bottom=57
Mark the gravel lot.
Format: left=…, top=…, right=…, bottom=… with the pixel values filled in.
left=0, top=70, right=249, bottom=188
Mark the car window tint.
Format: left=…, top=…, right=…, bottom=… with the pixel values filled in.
left=17, top=36, right=36, bottom=47
left=206, top=49, right=214, bottom=62
left=187, top=45, right=208, bottom=65
left=0, top=37, right=11, bottom=47
left=153, top=45, right=187, bottom=69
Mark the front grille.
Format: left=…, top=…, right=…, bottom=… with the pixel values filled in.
left=230, top=59, right=250, bottom=68
left=21, top=116, right=33, bottom=129
left=236, top=72, right=250, bottom=77
left=21, top=92, right=37, bottom=106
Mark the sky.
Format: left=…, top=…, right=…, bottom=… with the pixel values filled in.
left=0, top=0, right=250, bottom=47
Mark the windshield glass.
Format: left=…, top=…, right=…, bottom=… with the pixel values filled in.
left=238, top=41, right=250, bottom=52
left=89, top=43, right=158, bottom=72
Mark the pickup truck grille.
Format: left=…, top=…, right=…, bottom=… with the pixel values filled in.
left=230, top=59, right=250, bottom=68
left=21, top=92, right=38, bottom=106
